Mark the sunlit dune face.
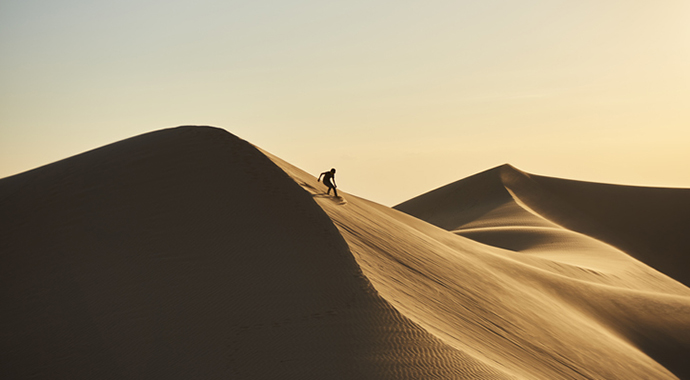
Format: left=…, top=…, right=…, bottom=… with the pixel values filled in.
left=2, top=127, right=689, bottom=379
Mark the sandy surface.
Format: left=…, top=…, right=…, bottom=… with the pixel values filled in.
left=2, top=126, right=689, bottom=379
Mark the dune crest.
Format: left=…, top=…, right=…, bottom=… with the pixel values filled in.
left=2, top=127, right=689, bottom=379
left=1, top=127, right=499, bottom=379
left=395, top=163, right=690, bottom=287
left=269, top=154, right=690, bottom=379
left=393, top=163, right=690, bottom=378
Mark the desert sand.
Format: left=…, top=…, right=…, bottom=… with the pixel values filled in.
left=2, top=126, right=689, bottom=379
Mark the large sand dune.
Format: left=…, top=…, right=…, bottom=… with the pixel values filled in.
left=2, top=126, right=689, bottom=379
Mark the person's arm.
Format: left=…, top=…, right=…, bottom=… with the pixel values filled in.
left=317, top=172, right=324, bottom=182
left=332, top=176, right=337, bottom=188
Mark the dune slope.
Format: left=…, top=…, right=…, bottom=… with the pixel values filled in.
left=395, top=164, right=690, bottom=287
left=271, top=160, right=690, bottom=379
left=3, top=127, right=689, bottom=379
left=393, top=164, right=690, bottom=378
left=527, top=173, right=690, bottom=287
left=1, top=126, right=499, bottom=379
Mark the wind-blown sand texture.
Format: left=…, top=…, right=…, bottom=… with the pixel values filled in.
left=2, top=126, right=689, bottom=379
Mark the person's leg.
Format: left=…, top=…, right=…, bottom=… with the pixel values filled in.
left=333, top=187, right=338, bottom=197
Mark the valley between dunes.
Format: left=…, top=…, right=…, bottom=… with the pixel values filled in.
left=2, top=126, right=689, bottom=379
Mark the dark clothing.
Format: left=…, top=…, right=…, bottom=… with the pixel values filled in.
left=319, top=170, right=338, bottom=197
left=322, top=172, right=335, bottom=187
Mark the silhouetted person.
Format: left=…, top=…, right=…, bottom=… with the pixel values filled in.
left=318, top=168, right=338, bottom=197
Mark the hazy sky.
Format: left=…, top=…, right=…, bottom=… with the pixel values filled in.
left=2, top=0, right=689, bottom=205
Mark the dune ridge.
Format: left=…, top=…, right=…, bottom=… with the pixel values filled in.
left=2, top=126, right=689, bottom=379
left=269, top=153, right=690, bottom=379
left=396, top=164, right=690, bottom=287
left=393, top=163, right=690, bottom=378
left=1, top=127, right=501, bottom=379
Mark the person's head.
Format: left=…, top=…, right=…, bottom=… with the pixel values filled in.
left=330, top=168, right=336, bottom=173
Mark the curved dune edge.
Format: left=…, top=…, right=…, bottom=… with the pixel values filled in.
left=2, top=126, right=689, bottom=379
left=392, top=163, right=690, bottom=379
left=1, top=126, right=506, bottom=379
left=267, top=152, right=690, bottom=378
left=396, top=164, right=690, bottom=288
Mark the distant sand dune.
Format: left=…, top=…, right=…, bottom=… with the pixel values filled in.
left=2, top=126, right=689, bottom=379
left=394, top=163, right=690, bottom=378
left=396, top=164, right=690, bottom=287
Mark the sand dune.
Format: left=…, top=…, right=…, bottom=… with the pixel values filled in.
left=395, top=164, right=690, bottom=287
left=2, top=126, right=689, bottom=379
left=394, top=164, right=690, bottom=377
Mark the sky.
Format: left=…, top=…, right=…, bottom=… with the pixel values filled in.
left=1, top=0, right=689, bottom=206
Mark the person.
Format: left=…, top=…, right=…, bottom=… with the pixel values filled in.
left=317, top=168, right=338, bottom=197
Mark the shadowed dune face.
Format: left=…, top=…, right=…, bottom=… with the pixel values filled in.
left=2, top=127, right=690, bottom=379
left=395, top=164, right=690, bottom=288
left=527, top=174, right=690, bottom=288
left=0, top=127, right=505, bottom=379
